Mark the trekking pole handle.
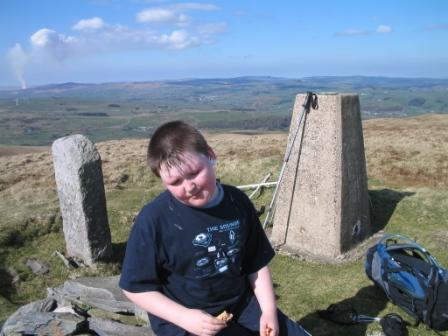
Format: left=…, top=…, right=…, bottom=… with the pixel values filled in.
left=303, top=91, right=319, bottom=111
left=284, top=92, right=318, bottom=163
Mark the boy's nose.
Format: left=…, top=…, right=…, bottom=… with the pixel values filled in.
left=185, top=181, right=197, bottom=194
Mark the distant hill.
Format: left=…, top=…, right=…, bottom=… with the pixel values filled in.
left=1, top=76, right=448, bottom=145
left=2, top=76, right=448, bottom=99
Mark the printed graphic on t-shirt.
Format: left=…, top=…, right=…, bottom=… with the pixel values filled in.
left=192, top=219, right=242, bottom=279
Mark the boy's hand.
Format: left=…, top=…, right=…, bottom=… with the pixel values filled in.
left=180, top=309, right=227, bottom=335
left=260, top=311, right=279, bottom=336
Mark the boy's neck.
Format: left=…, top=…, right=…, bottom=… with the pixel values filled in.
left=201, top=182, right=223, bottom=208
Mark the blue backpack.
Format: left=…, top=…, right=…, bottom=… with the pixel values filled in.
left=365, top=234, right=448, bottom=331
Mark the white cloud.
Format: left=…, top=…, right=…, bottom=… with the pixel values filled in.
left=136, top=2, right=219, bottom=26
left=377, top=25, right=392, bottom=33
left=30, top=28, right=78, bottom=61
left=7, top=4, right=226, bottom=85
left=30, top=28, right=76, bottom=48
left=136, top=8, right=191, bottom=26
left=30, top=28, right=57, bottom=47
left=155, top=29, right=199, bottom=49
left=72, top=17, right=105, bottom=31
left=137, top=8, right=176, bottom=23
left=26, top=23, right=205, bottom=62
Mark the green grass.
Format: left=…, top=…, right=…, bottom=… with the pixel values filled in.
left=2, top=181, right=447, bottom=336
left=270, top=184, right=448, bottom=335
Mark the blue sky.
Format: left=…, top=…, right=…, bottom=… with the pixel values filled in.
left=1, top=0, right=447, bottom=88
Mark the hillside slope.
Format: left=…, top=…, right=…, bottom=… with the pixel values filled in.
left=0, top=114, right=447, bottom=335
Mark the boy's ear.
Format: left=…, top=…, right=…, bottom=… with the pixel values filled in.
left=207, top=146, right=217, bottom=160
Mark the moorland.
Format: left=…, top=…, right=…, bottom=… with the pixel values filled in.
left=0, top=77, right=447, bottom=335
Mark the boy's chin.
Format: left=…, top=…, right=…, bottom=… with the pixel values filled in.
left=178, top=194, right=209, bottom=207
left=183, top=199, right=207, bottom=207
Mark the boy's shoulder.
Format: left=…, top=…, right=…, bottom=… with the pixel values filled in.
left=221, top=183, right=252, bottom=205
left=139, top=190, right=173, bottom=217
left=221, top=183, right=242, bottom=196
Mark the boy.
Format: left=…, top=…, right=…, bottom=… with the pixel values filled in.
left=119, top=121, right=311, bottom=336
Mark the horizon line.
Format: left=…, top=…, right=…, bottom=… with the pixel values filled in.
left=2, top=74, right=448, bottom=91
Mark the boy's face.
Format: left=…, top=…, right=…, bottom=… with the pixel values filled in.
left=159, top=150, right=217, bottom=208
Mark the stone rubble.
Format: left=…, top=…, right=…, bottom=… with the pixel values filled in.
left=1, top=276, right=153, bottom=336
left=26, top=258, right=49, bottom=275
left=6, top=267, right=20, bottom=284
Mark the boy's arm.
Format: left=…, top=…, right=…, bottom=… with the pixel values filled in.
left=123, top=289, right=226, bottom=336
left=249, top=265, right=279, bottom=336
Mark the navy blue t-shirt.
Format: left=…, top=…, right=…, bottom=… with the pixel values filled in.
left=119, top=184, right=275, bottom=333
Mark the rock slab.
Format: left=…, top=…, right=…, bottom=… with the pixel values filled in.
left=1, top=298, right=86, bottom=335
left=49, top=275, right=134, bottom=314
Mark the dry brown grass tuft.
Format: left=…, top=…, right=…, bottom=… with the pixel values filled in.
left=1, top=113, right=446, bottom=230
left=1, top=114, right=445, bottom=215
left=205, top=132, right=284, bottom=161
left=363, top=113, right=448, bottom=189
left=0, top=145, right=50, bottom=158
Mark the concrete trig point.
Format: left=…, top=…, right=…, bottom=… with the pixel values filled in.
left=270, top=93, right=371, bottom=260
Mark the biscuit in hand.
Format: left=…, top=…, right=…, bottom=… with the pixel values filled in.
left=216, top=310, right=233, bottom=322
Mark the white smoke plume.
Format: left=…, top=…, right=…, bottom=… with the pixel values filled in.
left=7, top=43, right=28, bottom=89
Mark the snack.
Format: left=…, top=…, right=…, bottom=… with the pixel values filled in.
left=216, top=310, right=233, bottom=322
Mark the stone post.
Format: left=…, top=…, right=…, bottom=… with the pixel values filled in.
left=270, top=93, right=371, bottom=259
left=52, top=134, right=112, bottom=265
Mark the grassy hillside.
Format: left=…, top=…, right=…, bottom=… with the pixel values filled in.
left=0, top=114, right=447, bottom=335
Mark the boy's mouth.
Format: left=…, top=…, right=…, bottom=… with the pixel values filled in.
left=189, top=190, right=202, bottom=199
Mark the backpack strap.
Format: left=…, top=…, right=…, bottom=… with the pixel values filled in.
left=389, top=250, right=432, bottom=277
left=381, top=234, right=441, bottom=268
left=423, top=266, right=441, bottom=328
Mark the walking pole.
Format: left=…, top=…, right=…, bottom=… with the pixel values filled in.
left=262, top=92, right=318, bottom=229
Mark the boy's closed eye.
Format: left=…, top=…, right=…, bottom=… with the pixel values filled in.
left=187, top=170, right=199, bottom=178
left=170, top=178, right=182, bottom=186
left=169, top=170, right=199, bottom=185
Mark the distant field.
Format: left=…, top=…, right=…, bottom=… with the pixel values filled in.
left=1, top=76, right=448, bottom=146
left=0, top=114, right=447, bottom=336
left=0, top=145, right=49, bottom=157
